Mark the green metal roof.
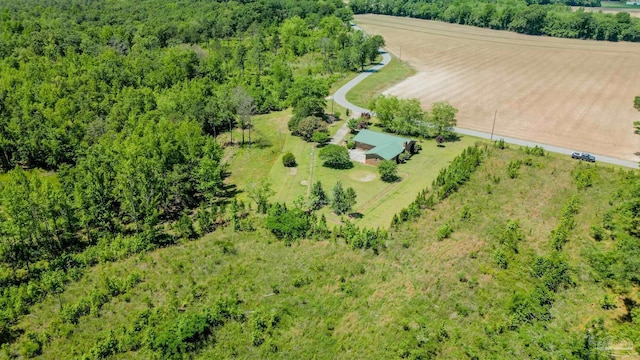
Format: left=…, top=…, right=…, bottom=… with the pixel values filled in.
left=353, top=130, right=412, bottom=160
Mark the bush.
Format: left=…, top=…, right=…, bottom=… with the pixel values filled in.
left=311, top=131, right=330, bottom=145
left=493, top=249, right=508, bottom=269
left=572, top=165, right=597, bottom=190
left=319, top=145, right=352, bottom=169
left=346, top=140, right=355, bottom=149
left=265, top=203, right=311, bottom=241
left=437, top=224, right=453, bottom=241
left=378, top=160, right=398, bottom=182
left=292, top=116, right=327, bottom=141
left=494, top=138, right=507, bottom=149
left=525, top=145, right=545, bottom=156
left=590, top=225, right=604, bottom=241
left=282, top=152, right=296, bottom=167
left=507, top=160, right=522, bottom=179
left=399, top=152, right=412, bottom=163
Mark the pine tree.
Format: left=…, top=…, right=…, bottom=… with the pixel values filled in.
left=310, top=181, right=328, bottom=210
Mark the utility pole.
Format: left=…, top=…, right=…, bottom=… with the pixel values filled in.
left=490, top=110, right=498, bottom=141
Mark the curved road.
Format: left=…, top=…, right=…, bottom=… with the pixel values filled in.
left=332, top=25, right=638, bottom=169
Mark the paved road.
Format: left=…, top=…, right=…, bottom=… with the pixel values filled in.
left=455, top=128, right=639, bottom=169
left=331, top=25, right=639, bottom=169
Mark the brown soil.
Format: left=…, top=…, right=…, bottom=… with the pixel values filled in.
left=356, top=14, right=640, bottom=161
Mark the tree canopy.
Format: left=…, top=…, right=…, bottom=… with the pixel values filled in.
left=350, top=0, right=640, bottom=42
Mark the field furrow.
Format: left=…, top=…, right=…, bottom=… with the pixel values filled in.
left=357, top=14, right=640, bottom=161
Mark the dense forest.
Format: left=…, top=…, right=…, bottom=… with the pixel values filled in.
left=0, top=0, right=392, bottom=354
left=350, top=0, right=640, bottom=41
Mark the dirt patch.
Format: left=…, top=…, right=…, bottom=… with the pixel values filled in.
left=289, top=167, right=298, bottom=175
left=348, top=170, right=378, bottom=182
left=359, top=173, right=377, bottom=182
left=300, top=180, right=308, bottom=186
left=356, top=14, right=640, bottom=162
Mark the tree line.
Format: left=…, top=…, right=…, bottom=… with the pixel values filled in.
left=350, top=0, right=640, bottom=42
left=0, top=0, right=380, bottom=171
left=0, top=0, right=385, bottom=349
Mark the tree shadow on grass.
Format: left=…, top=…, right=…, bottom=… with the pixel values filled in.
left=348, top=212, right=363, bottom=219
left=619, top=297, right=637, bottom=322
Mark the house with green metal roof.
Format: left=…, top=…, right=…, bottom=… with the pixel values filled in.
left=352, top=129, right=417, bottom=165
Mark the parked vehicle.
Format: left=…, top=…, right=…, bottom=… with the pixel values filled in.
left=581, top=153, right=596, bottom=162
left=571, top=152, right=595, bottom=162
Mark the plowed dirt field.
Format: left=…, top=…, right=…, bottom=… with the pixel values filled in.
left=356, top=14, right=640, bottom=161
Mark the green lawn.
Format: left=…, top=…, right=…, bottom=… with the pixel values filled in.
left=345, top=56, right=415, bottom=109
left=267, top=126, right=476, bottom=228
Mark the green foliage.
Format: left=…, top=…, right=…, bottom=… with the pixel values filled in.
left=311, top=131, right=331, bottom=145
left=524, top=145, right=545, bottom=156
left=265, top=203, right=311, bottom=241
left=148, top=298, right=242, bottom=359
left=331, top=181, right=357, bottom=215
left=589, top=225, right=605, bottom=241
left=336, top=220, right=387, bottom=252
left=494, top=220, right=524, bottom=254
left=346, top=140, right=356, bottom=149
left=507, top=160, right=522, bottom=179
left=394, top=146, right=483, bottom=226
left=347, top=118, right=369, bottom=133
left=550, top=196, right=580, bottom=251
left=290, top=116, right=328, bottom=141
left=572, top=164, right=598, bottom=190
left=378, top=160, right=399, bottom=182
left=427, top=101, right=458, bottom=139
left=282, top=152, right=297, bottom=167
left=349, top=0, right=640, bottom=44
left=493, top=249, right=509, bottom=269
left=319, top=145, right=353, bottom=169
left=635, top=96, right=640, bottom=111
left=248, top=181, right=273, bottom=214
left=493, top=138, right=507, bottom=149
left=310, top=181, right=329, bottom=210
left=437, top=224, right=453, bottom=241
left=173, top=211, right=197, bottom=241
left=600, top=294, right=617, bottom=310
left=369, top=95, right=429, bottom=137
left=531, top=255, right=574, bottom=292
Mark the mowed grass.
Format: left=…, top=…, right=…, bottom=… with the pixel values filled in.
left=268, top=127, right=475, bottom=228
left=13, top=146, right=636, bottom=359
left=224, top=100, right=473, bottom=230
left=345, top=56, right=415, bottom=108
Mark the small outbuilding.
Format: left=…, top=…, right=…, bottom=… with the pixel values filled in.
left=352, top=129, right=417, bottom=165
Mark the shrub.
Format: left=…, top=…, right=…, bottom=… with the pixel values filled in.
left=494, top=138, right=507, bottom=149
left=601, top=294, right=617, bottom=310
left=507, top=160, right=522, bottom=179
left=293, top=116, right=327, bottom=141
left=378, top=160, right=399, bottom=182
left=493, top=249, right=508, bottom=269
left=346, top=140, right=355, bottom=149
left=525, top=145, right=545, bottom=156
left=437, top=224, right=453, bottom=241
left=311, top=131, right=330, bottom=145
left=399, top=152, right=412, bottom=163
left=572, top=165, right=597, bottom=190
left=319, top=145, right=352, bottom=169
left=265, top=203, right=311, bottom=241
left=590, top=225, right=604, bottom=241
left=282, top=152, right=296, bottom=167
